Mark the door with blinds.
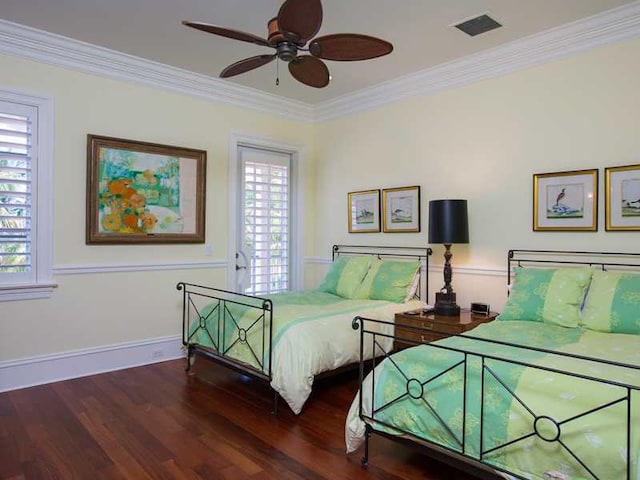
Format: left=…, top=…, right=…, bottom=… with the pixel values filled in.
left=236, top=146, right=292, bottom=295
left=0, top=103, right=35, bottom=283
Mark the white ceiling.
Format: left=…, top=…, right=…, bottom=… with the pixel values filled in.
left=0, top=0, right=635, bottom=105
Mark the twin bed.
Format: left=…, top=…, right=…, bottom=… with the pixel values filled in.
left=178, top=247, right=639, bottom=479
left=347, top=249, right=640, bottom=480
left=177, top=244, right=431, bottom=414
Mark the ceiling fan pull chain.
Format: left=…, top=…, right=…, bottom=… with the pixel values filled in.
left=276, top=59, right=280, bottom=86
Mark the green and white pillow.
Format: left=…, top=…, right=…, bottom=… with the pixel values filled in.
left=581, top=270, right=640, bottom=334
left=498, top=267, right=592, bottom=328
left=352, top=258, right=383, bottom=299
left=318, top=256, right=372, bottom=299
left=354, top=259, right=420, bottom=303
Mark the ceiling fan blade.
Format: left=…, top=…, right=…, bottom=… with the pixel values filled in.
left=288, top=55, right=329, bottom=88
left=277, top=0, right=323, bottom=44
left=182, top=21, right=272, bottom=48
left=220, top=55, right=276, bottom=78
left=309, top=34, right=393, bottom=61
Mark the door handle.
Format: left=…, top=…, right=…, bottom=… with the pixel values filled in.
left=235, top=250, right=250, bottom=290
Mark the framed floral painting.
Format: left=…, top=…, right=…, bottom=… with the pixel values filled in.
left=605, top=163, right=640, bottom=231
left=533, top=169, right=598, bottom=231
left=86, top=135, right=206, bottom=244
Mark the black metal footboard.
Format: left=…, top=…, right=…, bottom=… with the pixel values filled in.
left=352, top=316, right=639, bottom=480
left=176, top=282, right=277, bottom=406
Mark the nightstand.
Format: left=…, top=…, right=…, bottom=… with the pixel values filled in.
left=394, top=308, right=498, bottom=350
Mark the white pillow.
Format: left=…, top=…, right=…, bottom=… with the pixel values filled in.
left=404, top=272, right=420, bottom=302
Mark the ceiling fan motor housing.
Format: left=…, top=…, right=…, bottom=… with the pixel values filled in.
left=276, top=43, right=298, bottom=62
left=268, top=17, right=299, bottom=62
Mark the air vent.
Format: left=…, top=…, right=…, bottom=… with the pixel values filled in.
left=454, top=14, right=502, bottom=37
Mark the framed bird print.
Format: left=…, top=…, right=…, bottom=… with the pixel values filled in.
left=533, top=169, right=598, bottom=231
left=382, top=186, right=421, bottom=233
left=348, top=189, right=381, bottom=233
left=605, top=163, right=640, bottom=231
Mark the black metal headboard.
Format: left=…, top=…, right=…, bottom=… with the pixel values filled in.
left=507, top=249, right=640, bottom=285
left=332, top=244, right=432, bottom=302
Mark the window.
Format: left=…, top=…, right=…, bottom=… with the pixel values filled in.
left=0, top=88, right=54, bottom=301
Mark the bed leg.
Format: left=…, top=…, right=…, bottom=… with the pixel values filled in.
left=272, top=390, right=279, bottom=416
left=361, top=424, right=372, bottom=467
left=185, top=346, right=194, bottom=372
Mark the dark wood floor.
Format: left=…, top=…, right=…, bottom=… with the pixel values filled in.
left=1, top=357, right=484, bottom=479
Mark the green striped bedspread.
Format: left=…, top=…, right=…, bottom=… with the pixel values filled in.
left=346, top=321, right=640, bottom=480
left=189, top=289, right=425, bottom=414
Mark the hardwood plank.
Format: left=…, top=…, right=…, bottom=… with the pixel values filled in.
left=0, top=359, right=488, bottom=480
left=0, top=394, right=28, bottom=478
left=74, top=410, right=154, bottom=480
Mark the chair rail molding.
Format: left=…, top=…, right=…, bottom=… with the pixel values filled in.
left=54, top=259, right=227, bottom=275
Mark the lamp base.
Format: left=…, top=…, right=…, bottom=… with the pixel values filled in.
left=434, top=292, right=461, bottom=316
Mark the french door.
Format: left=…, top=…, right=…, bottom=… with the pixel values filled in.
left=235, top=144, right=294, bottom=295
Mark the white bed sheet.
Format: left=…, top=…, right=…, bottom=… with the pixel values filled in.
left=272, top=298, right=426, bottom=414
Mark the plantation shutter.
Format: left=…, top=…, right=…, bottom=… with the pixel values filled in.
left=0, top=107, right=34, bottom=280
left=240, top=147, right=290, bottom=295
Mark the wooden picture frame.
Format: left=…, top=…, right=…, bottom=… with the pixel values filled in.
left=605, top=163, right=640, bottom=231
left=348, top=189, right=381, bottom=233
left=533, top=169, right=598, bottom=231
left=382, top=186, right=421, bottom=233
left=86, top=134, right=206, bottom=244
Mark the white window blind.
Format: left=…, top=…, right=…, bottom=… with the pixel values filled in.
left=0, top=89, right=52, bottom=300
left=241, top=148, right=290, bottom=295
left=0, top=109, right=33, bottom=279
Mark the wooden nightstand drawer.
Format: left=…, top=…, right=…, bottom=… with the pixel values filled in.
left=394, top=309, right=498, bottom=350
left=424, top=321, right=463, bottom=334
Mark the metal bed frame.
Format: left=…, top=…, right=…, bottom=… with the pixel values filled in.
left=353, top=249, right=640, bottom=480
left=177, top=244, right=432, bottom=414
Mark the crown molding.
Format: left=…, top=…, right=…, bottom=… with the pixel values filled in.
left=314, top=1, right=640, bottom=121
left=1, top=2, right=639, bottom=123
left=0, top=19, right=315, bottom=123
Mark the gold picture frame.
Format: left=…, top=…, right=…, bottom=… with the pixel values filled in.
left=86, top=134, right=207, bottom=244
left=533, top=169, right=598, bottom=231
left=348, top=189, right=380, bottom=233
left=605, top=163, right=640, bottom=231
left=382, top=186, right=421, bottom=233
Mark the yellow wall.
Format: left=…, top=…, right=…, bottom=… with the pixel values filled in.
left=314, top=39, right=640, bottom=310
left=0, top=54, right=316, bottom=361
left=2, top=38, right=639, bottom=364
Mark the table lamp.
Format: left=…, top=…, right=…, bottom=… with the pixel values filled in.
left=428, top=199, right=469, bottom=316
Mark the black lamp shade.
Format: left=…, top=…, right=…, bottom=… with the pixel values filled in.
left=428, top=200, right=469, bottom=244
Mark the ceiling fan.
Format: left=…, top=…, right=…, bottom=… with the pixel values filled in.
left=182, top=0, right=393, bottom=88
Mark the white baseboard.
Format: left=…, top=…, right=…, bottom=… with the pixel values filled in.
left=0, top=335, right=184, bottom=393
